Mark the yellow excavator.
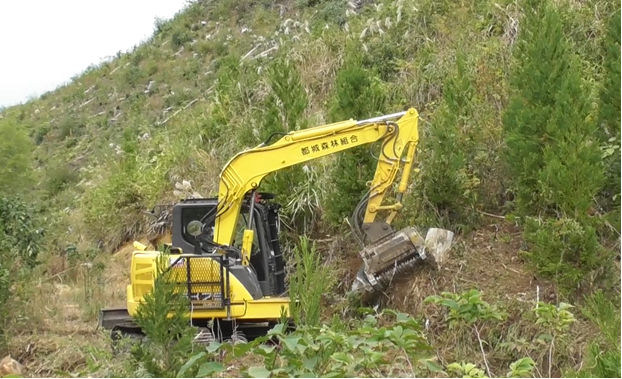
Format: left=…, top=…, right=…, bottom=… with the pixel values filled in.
left=98, top=108, right=454, bottom=342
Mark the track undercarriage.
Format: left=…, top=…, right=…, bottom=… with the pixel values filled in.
left=100, top=307, right=288, bottom=351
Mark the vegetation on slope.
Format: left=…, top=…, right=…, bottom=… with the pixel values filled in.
left=0, top=0, right=619, bottom=377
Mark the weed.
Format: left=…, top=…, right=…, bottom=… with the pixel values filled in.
left=287, top=236, right=337, bottom=327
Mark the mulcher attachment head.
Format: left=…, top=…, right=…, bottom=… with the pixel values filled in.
left=352, top=224, right=454, bottom=293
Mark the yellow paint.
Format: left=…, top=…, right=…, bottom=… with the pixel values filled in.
left=241, top=229, right=254, bottom=266
left=125, top=250, right=289, bottom=320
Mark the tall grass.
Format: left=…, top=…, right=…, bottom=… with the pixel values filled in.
left=287, top=236, right=337, bottom=327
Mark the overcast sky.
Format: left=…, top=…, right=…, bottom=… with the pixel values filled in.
left=0, top=0, right=189, bottom=108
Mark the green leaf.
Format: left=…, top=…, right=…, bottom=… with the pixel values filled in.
left=206, top=341, right=222, bottom=353
left=420, top=358, right=445, bottom=373
left=440, top=299, right=460, bottom=310
left=324, top=371, right=345, bottom=378
left=233, top=341, right=254, bottom=357
left=302, top=357, right=318, bottom=371
left=268, top=323, right=286, bottom=336
left=177, top=352, right=206, bottom=377
left=281, top=335, right=301, bottom=352
left=258, top=344, right=276, bottom=354
left=197, top=361, right=225, bottom=377
left=510, top=357, right=536, bottom=374
left=248, top=366, right=272, bottom=378
left=396, top=312, right=410, bottom=323
left=331, top=352, right=351, bottom=364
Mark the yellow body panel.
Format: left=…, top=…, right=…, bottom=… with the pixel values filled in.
left=126, top=250, right=288, bottom=320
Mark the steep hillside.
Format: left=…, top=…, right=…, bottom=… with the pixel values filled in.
left=0, top=0, right=620, bottom=377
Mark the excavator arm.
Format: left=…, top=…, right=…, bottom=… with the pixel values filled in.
left=211, top=108, right=421, bottom=263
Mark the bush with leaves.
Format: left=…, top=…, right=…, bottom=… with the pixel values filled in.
left=179, top=307, right=444, bottom=378
left=425, top=289, right=509, bottom=377
left=413, top=52, right=484, bottom=232
left=521, top=217, right=610, bottom=293
left=248, top=58, right=318, bottom=234
left=0, top=196, right=45, bottom=352
left=0, top=197, right=45, bottom=269
left=0, top=118, right=34, bottom=198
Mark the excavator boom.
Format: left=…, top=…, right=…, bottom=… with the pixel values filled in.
left=208, top=108, right=453, bottom=292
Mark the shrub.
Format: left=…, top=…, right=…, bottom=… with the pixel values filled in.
left=503, top=0, right=609, bottom=292
left=522, top=217, right=610, bottom=293
left=0, top=196, right=44, bottom=351
left=128, top=253, right=198, bottom=378
left=0, top=118, right=34, bottom=197
left=287, top=236, right=336, bottom=327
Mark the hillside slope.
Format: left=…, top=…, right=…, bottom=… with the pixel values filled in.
left=0, top=0, right=620, bottom=377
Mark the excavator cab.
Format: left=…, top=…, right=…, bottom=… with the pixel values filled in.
left=169, top=193, right=286, bottom=299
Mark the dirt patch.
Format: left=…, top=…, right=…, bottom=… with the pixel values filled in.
left=373, top=222, right=559, bottom=315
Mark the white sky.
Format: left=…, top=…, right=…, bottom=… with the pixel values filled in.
left=0, top=0, right=189, bottom=108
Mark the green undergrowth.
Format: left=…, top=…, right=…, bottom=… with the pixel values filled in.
left=79, top=249, right=617, bottom=378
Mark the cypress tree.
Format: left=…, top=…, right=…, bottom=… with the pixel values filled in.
left=504, top=0, right=610, bottom=292
left=323, top=61, right=387, bottom=226
left=502, top=0, right=605, bottom=219
left=597, top=9, right=621, bottom=212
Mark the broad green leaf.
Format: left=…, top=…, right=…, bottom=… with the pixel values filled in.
left=258, top=344, right=276, bottom=354
left=268, top=323, right=286, bottom=335
left=331, top=352, right=351, bottom=364
left=302, top=357, right=319, bottom=371
left=248, top=366, right=272, bottom=378
left=510, top=357, right=536, bottom=373
left=197, top=361, right=225, bottom=377
left=176, top=352, right=206, bottom=377
left=233, top=341, right=254, bottom=357
left=324, top=371, right=345, bottom=378
left=206, top=341, right=222, bottom=353
left=281, top=335, right=301, bottom=352
left=440, top=299, right=459, bottom=310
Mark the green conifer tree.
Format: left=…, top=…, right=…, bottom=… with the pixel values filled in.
left=416, top=51, right=481, bottom=230
left=597, top=9, right=621, bottom=212
left=323, top=60, right=387, bottom=226
left=502, top=0, right=605, bottom=219
left=503, top=0, right=609, bottom=292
